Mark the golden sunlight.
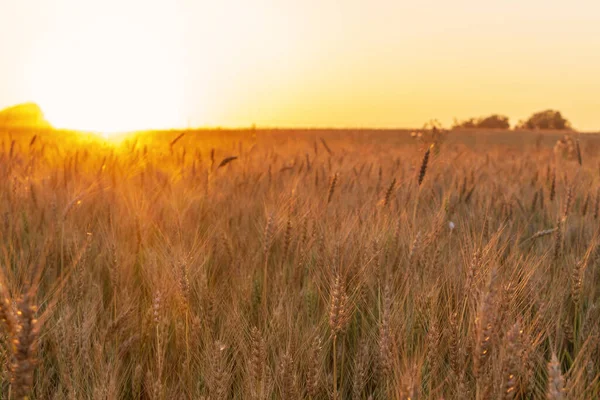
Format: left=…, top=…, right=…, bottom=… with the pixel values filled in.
left=27, top=8, right=186, bottom=135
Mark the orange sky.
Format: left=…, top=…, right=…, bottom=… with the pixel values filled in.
left=1, top=0, right=599, bottom=132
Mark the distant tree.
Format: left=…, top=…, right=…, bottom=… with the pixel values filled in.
left=477, top=115, right=510, bottom=129
left=452, top=114, right=510, bottom=130
left=452, top=118, right=477, bottom=129
left=516, top=110, right=572, bottom=130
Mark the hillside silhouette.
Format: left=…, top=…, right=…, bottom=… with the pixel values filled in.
left=0, top=102, right=52, bottom=130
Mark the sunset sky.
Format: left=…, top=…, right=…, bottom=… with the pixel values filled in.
left=1, top=0, right=599, bottom=132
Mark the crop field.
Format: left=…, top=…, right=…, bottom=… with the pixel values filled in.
left=0, top=127, right=599, bottom=399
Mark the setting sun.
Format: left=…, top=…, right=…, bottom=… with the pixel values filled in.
left=25, top=1, right=187, bottom=134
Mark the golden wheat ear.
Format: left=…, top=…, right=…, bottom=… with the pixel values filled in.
left=327, top=172, right=339, bottom=204
left=547, top=352, right=565, bottom=400
left=418, top=145, right=431, bottom=186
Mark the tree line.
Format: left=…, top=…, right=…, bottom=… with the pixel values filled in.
left=452, top=109, right=572, bottom=130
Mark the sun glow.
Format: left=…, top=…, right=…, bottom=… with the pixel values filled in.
left=26, top=2, right=186, bottom=135
left=4, top=0, right=597, bottom=132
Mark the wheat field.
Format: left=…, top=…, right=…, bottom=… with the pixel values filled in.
left=0, top=127, right=599, bottom=399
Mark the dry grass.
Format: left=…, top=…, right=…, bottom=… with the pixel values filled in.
left=0, top=127, right=599, bottom=399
